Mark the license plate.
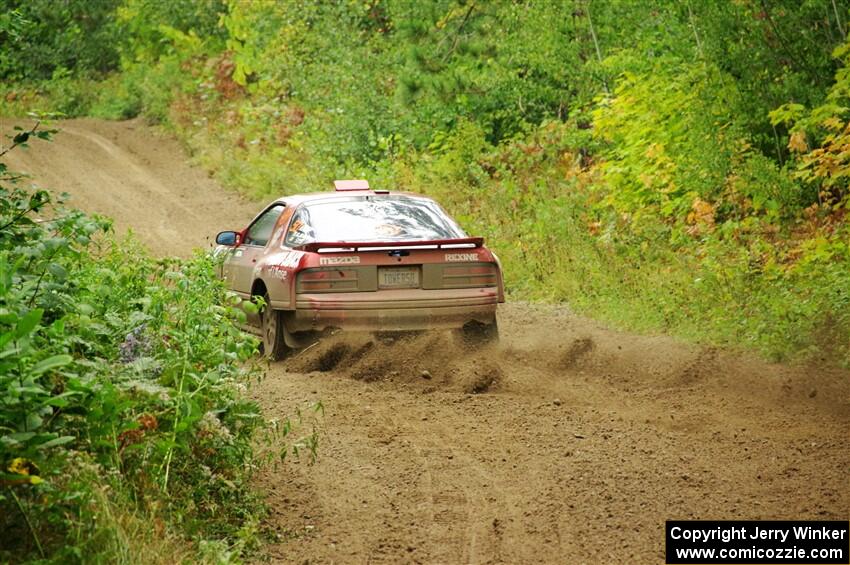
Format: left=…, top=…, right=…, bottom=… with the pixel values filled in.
left=379, top=267, right=420, bottom=289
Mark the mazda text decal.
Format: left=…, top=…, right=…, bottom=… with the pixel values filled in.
left=319, top=256, right=361, bottom=266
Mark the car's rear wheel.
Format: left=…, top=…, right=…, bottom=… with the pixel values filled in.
left=259, top=292, right=289, bottom=360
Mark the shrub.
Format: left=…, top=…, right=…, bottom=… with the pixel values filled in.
left=0, top=122, right=270, bottom=562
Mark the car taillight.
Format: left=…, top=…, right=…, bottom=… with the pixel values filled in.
left=297, top=268, right=361, bottom=293
left=440, top=263, right=499, bottom=289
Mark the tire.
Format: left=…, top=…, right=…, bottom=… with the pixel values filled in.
left=259, top=292, right=289, bottom=361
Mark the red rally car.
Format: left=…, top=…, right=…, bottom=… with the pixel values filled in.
left=214, top=180, right=504, bottom=359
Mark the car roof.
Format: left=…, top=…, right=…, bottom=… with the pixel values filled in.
left=269, top=190, right=433, bottom=207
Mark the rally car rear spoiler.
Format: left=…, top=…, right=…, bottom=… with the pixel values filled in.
left=296, top=237, right=484, bottom=253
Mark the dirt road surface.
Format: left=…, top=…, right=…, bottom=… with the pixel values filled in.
left=5, top=118, right=849, bottom=564
left=2, top=118, right=257, bottom=256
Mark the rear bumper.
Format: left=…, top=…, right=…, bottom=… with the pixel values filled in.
left=285, top=288, right=499, bottom=332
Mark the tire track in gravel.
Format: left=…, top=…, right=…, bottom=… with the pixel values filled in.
left=5, top=117, right=849, bottom=564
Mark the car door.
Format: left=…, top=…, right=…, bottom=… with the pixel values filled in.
left=228, top=203, right=286, bottom=296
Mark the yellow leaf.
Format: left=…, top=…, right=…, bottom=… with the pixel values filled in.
left=822, top=116, right=844, bottom=131
left=8, top=458, right=32, bottom=476
left=788, top=130, right=808, bottom=153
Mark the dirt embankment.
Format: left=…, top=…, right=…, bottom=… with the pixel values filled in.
left=1, top=117, right=258, bottom=256
left=6, top=118, right=849, bottom=564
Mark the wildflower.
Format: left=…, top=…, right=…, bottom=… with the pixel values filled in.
left=119, top=324, right=152, bottom=363
left=138, top=413, right=158, bottom=431
left=8, top=457, right=38, bottom=476
left=118, top=428, right=144, bottom=450
left=5, top=458, right=42, bottom=485
left=198, top=411, right=233, bottom=441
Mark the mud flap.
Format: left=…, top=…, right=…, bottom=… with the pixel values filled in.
left=282, top=312, right=322, bottom=349
left=456, top=319, right=499, bottom=347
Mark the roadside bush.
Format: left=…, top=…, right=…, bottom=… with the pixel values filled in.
left=0, top=123, right=268, bottom=562
left=0, top=0, right=121, bottom=81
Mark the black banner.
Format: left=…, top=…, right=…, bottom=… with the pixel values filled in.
left=666, top=521, right=849, bottom=564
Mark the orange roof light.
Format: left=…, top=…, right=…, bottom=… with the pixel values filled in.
left=334, top=179, right=370, bottom=191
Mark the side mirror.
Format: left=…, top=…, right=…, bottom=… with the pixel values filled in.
left=216, top=231, right=239, bottom=246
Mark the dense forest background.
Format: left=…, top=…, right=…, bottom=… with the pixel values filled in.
left=2, top=0, right=849, bottom=361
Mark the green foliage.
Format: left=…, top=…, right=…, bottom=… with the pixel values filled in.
left=592, top=59, right=742, bottom=220
left=772, top=39, right=850, bottom=207
left=0, top=0, right=121, bottom=81
left=691, top=0, right=843, bottom=149
left=591, top=56, right=814, bottom=229
left=116, top=0, right=227, bottom=65
left=0, top=123, right=278, bottom=562
left=394, top=1, right=579, bottom=142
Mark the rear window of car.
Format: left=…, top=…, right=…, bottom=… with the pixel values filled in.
left=285, top=196, right=466, bottom=246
